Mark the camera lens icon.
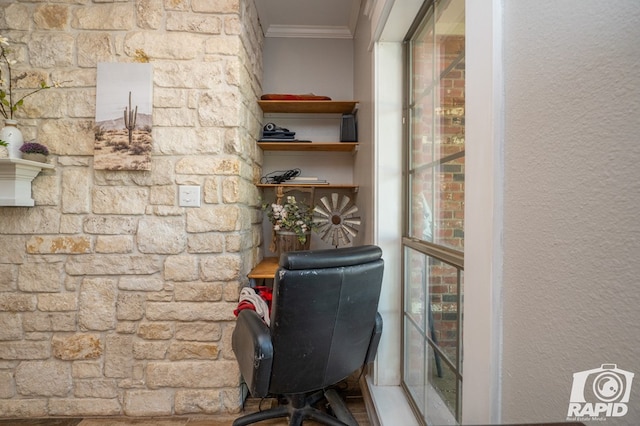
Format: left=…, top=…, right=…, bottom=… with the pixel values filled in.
left=593, top=371, right=625, bottom=403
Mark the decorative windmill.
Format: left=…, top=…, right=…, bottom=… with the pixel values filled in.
left=313, top=193, right=361, bottom=248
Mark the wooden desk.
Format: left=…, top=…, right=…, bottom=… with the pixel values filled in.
left=247, top=257, right=279, bottom=285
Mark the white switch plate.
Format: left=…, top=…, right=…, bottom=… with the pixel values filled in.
left=179, top=185, right=201, bottom=207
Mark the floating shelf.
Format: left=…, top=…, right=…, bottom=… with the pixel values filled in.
left=258, top=100, right=358, bottom=114
left=257, top=142, right=358, bottom=152
left=256, top=183, right=358, bottom=190
left=0, top=158, right=54, bottom=206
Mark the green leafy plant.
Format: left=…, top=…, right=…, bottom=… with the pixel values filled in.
left=0, top=139, right=7, bottom=147
left=0, top=35, right=61, bottom=120
left=263, top=195, right=315, bottom=244
left=19, top=141, right=49, bottom=155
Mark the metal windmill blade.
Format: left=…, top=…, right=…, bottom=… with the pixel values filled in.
left=313, top=193, right=361, bottom=248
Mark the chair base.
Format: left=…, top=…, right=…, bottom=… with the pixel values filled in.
left=233, top=389, right=358, bottom=426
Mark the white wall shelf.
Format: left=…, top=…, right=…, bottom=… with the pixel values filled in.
left=0, top=158, right=54, bottom=207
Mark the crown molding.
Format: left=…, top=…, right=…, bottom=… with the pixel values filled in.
left=264, top=25, right=354, bottom=39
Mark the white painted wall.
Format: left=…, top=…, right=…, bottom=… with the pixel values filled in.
left=499, top=1, right=640, bottom=423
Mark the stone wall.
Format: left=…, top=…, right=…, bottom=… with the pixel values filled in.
left=0, top=0, right=263, bottom=418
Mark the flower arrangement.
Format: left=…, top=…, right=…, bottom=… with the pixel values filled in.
left=0, top=34, right=59, bottom=120
left=19, top=141, right=49, bottom=155
left=263, top=195, right=315, bottom=244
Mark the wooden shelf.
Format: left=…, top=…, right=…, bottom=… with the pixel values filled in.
left=257, top=142, right=358, bottom=152
left=257, top=183, right=358, bottom=190
left=258, top=100, right=358, bottom=114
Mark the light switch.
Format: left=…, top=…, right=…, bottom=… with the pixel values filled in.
left=179, top=185, right=201, bottom=207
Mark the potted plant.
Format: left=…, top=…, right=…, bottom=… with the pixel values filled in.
left=19, top=141, right=49, bottom=163
left=264, top=195, right=316, bottom=255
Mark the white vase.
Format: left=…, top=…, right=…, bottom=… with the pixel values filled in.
left=0, top=119, right=23, bottom=159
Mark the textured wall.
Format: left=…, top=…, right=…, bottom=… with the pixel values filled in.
left=0, top=0, right=263, bottom=418
left=501, top=1, right=640, bottom=423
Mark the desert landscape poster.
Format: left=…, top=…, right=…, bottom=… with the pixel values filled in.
left=94, top=62, right=153, bottom=170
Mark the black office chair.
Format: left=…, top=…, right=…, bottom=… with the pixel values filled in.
left=232, top=245, right=384, bottom=426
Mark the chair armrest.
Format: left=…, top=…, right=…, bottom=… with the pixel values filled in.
left=364, top=312, right=383, bottom=364
left=232, top=309, right=274, bottom=397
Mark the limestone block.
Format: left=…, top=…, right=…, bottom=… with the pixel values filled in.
left=0, top=294, right=35, bottom=312
left=123, top=389, right=173, bottom=416
left=48, top=398, right=122, bottom=416
left=61, top=167, right=91, bottom=212
left=72, top=361, right=103, bottom=379
left=153, top=106, right=196, bottom=127
left=39, top=119, right=95, bottom=156
left=0, top=264, right=18, bottom=291
left=192, top=0, right=239, bottom=13
left=22, top=312, right=76, bottom=332
left=60, top=215, right=84, bottom=234
left=83, top=216, right=138, bottom=234
left=223, top=281, right=241, bottom=302
left=167, top=342, right=219, bottom=361
left=116, top=292, right=145, bottom=320
left=137, top=322, right=173, bottom=340
left=66, top=254, right=162, bottom=276
left=116, top=321, right=138, bottom=334
left=136, top=0, right=163, bottom=29
left=174, top=281, right=223, bottom=302
left=186, top=205, right=240, bottom=232
left=175, top=321, right=222, bottom=341
left=222, top=387, right=243, bottom=413
left=34, top=4, right=69, bottom=30
left=37, top=293, right=78, bottom=311
left=31, top=172, right=59, bottom=206
left=166, top=12, right=222, bottom=34
left=220, top=323, right=236, bottom=360
left=17, top=262, right=64, bottom=293
left=205, top=36, right=241, bottom=56
left=225, top=15, right=242, bottom=35
left=163, top=255, right=199, bottom=282
left=146, top=360, right=239, bottom=388
left=132, top=341, right=168, bottom=360
left=52, top=333, right=102, bottom=360
left=0, top=208, right=60, bottom=235
left=118, top=275, right=164, bottom=291
left=146, top=301, right=237, bottom=321
left=72, top=3, right=135, bottom=30
left=74, top=378, right=118, bottom=399
left=149, top=185, right=176, bottom=205
left=3, top=3, right=30, bottom=30
left=0, top=313, right=22, bottom=340
left=68, top=88, right=97, bottom=118
left=92, top=187, right=148, bottom=214
left=175, top=389, right=221, bottom=414
left=76, top=33, right=115, bottom=67
left=137, top=216, right=187, bottom=254
left=28, top=32, right=74, bottom=68
left=26, top=235, right=92, bottom=254
left=0, top=371, right=15, bottom=398
left=124, top=32, right=202, bottom=60
left=203, top=177, right=220, bottom=204
left=198, top=91, right=241, bottom=127
left=200, top=254, right=241, bottom=281
left=79, top=278, right=117, bottom=331
left=165, top=0, right=190, bottom=11
left=15, top=360, right=72, bottom=397
left=104, top=334, right=134, bottom=378
left=95, top=235, right=134, bottom=253
left=0, top=341, right=50, bottom=360
left=187, top=233, right=225, bottom=254
left=0, top=400, right=48, bottom=418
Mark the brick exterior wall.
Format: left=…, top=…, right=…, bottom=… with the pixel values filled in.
left=0, top=0, right=263, bottom=418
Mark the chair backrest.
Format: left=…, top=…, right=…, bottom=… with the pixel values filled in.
left=267, top=245, right=384, bottom=395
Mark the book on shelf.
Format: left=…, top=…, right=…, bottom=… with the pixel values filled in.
left=285, top=177, right=329, bottom=184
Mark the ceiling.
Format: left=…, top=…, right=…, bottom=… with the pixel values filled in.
left=255, top=0, right=362, bottom=39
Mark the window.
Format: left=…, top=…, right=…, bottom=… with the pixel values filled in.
left=402, top=0, right=465, bottom=423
